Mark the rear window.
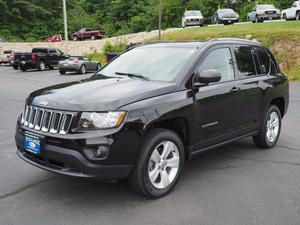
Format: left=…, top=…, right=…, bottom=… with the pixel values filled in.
left=32, top=48, right=48, bottom=53
left=255, top=47, right=278, bottom=75
left=234, top=46, right=256, bottom=77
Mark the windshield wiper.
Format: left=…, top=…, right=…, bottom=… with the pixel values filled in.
left=115, top=72, right=150, bottom=81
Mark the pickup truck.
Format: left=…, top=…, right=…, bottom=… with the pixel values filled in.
left=14, top=48, right=68, bottom=72
left=282, top=1, right=300, bottom=20
left=72, top=28, right=105, bottom=41
left=45, top=34, right=62, bottom=42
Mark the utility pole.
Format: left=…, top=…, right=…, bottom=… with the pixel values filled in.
left=158, top=0, right=162, bottom=40
left=62, top=0, right=68, bottom=54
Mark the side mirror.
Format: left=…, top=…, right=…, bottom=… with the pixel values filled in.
left=193, top=69, right=221, bottom=88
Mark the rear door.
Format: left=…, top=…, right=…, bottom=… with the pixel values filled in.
left=192, top=45, right=242, bottom=150
left=231, top=45, right=265, bottom=134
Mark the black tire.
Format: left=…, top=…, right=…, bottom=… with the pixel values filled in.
left=129, top=128, right=185, bottom=198
left=79, top=65, right=86, bottom=74
left=96, top=64, right=101, bottom=71
left=91, top=35, right=96, bottom=40
left=13, top=65, right=19, bottom=70
left=38, top=61, right=46, bottom=71
left=73, top=36, right=78, bottom=41
left=48, top=65, right=54, bottom=70
left=253, top=105, right=282, bottom=149
left=296, top=12, right=300, bottom=21
left=20, top=66, right=27, bottom=72
left=283, top=14, right=286, bottom=20
left=59, top=70, right=66, bottom=75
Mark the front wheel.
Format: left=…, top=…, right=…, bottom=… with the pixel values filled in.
left=91, top=35, right=96, bottom=40
left=20, top=66, right=27, bottom=72
left=73, top=36, right=78, bottom=41
left=38, top=61, right=46, bottom=71
left=253, top=105, right=282, bottom=149
left=13, top=65, right=19, bottom=70
left=129, top=129, right=184, bottom=198
left=79, top=65, right=86, bottom=74
left=59, top=70, right=66, bottom=75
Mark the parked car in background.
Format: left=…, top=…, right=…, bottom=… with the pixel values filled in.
left=59, top=56, right=101, bottom=74
left=282, top=1, right=300, bottom=20
left=0, top=50, right=13, bottom=64
left=14, top=48, right=68, bottom=71
left=211, top=8, right=239, bottom=24
left=45, top=34, right=62, bottom=42
left=182, top=10, right=204, bottom=28
left=72, top=28, right=105, bottom=41
left=15, top=39, right=289, bottom=198
left=247, top=4, right=281, bottom=23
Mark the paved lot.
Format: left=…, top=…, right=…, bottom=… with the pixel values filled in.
left=0, top=65, right=299, bottom=225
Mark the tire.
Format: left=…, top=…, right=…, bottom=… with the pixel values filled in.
left=253, top=105, right=282, bottom=149
left=129, top=128, right=185, bottom=198
left=96, top=64, right=100, bottom=71
left=48, top=65, right=54, bottom=70
left=59, top=70, right=66, bottom=75
left=79, top=65, right=86, bottom=74
left=20, top=66, right=27, bottom=72
left=91, top=35, right=96, bottom=40
left=13, top=65, right=19, bottom=70
left=73, top=36, right=78, bottom=41
left=283, top=14, right=286, bottom=20
left=296, top=12, right=300, bottom=21
left=38, top=61, right=46, bottom=71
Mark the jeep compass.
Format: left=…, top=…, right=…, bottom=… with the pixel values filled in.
left=15, top=39, right=289, bottom=198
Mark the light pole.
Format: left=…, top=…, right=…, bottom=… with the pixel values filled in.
left=158, top=0, right=162, bottom=40
left=62, top=0, right=68, bottom=54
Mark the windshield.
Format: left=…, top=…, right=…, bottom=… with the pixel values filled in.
left=185, top=11, right=202, bottom=17
left=257, top=4, right=275, bottom=10
left=219, top=9, right=235, bottom=15
left=97, top=46, right=197, bottom=82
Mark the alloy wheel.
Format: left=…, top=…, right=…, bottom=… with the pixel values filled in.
left=266, top=111, right=280, bottom=143
left=148, top=141, right=180, bottom=189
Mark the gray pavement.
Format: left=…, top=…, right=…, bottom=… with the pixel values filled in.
left=0, top=65, right=299, bottom=225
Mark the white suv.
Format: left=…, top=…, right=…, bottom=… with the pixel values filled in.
left=282, top=1, right=300, bottom=20
left=182, top=10, right=204, bottom=28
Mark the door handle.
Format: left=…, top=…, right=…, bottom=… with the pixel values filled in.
left=230, top=87, right=241, bottom=93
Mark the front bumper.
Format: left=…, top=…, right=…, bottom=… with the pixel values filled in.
left=220, top=18, right=239, bottom=24
left=15, top=123, right=136, bottom=179
left=259, top=14, right=280, bottom=20
left=185, top=19, right=204, bottom=26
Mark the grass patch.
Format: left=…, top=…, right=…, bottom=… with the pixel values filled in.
left=85, top=51, right=106, bottom=67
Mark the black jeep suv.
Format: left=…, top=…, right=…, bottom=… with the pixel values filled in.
left=15, top=39, right=289, bottom=198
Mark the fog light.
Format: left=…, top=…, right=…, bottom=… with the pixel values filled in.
left=94, top=145, right=109, bottom=158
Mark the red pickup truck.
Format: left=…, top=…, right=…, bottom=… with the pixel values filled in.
left=72, top=28, right=105, bottom=41
left=45, top=34, right=62, bottom=42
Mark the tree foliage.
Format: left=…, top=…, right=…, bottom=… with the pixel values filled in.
left=0, top=0, right=293, bottom=41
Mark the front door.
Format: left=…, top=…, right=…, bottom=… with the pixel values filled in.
left=191, top=46, right=240, bottom=150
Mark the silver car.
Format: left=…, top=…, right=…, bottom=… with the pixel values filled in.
left=247, top=4, right=281, bottom=23
left=182, top=10, right=204, bottom=28
left=58, top=56, right=100, bottom=75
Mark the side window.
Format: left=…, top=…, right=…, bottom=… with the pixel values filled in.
left=234, top=46, right=256, bottom=77
left=199, top=48, right=235, bottom=82
left=49, top=49, right=56, bottom=54
left=255, top=47, right=271, bottom=74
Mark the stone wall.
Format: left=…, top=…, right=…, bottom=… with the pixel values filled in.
left=0, top=28, right=180, bottom=56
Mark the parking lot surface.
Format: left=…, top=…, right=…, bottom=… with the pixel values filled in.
left=0, top=65, right=300, bottom=225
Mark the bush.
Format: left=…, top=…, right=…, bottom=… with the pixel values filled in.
left=102, top=41, right=128, bottom=55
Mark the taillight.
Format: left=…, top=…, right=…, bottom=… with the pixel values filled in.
left=32, top=54, right=37, bottom=61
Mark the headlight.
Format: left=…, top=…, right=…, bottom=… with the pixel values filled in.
left=78, top=112, right=126, bottom=130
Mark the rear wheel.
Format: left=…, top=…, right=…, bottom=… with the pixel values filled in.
left=13, top=65, right=19, bottom=70
left=48, top=65, right=54, bottom=70
left=253, top=105, right=281, bottom=149
left=80, top=65, right=86, bottom=74
left=96, top=64, right=100, bottom=71
left=73, top=36, right=78, bottom=41
left=129, top=129, right=184, bottom=198
left=91, top=35, right=96, bottom=40
left=296, top=12, right=300, bottom=21
left=59, top=70, right=66, bottom=75
left=20, top=66, right=27, bottom=72
left=38, top=61, right=46, bottom=71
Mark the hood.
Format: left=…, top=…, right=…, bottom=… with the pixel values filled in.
left=185, top=16, right=203, bottom=20
left=27, top=75, right=177, bottom=112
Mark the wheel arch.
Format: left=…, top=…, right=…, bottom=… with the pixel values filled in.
left=270, top=97, right=285, bottom=118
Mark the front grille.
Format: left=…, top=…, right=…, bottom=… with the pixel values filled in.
left=21, top=105, right=75, bottom=135
left=265, top=11, right=276, bottom=14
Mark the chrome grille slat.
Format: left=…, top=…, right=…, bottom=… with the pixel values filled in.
left=21, top=105, right=74, bottom=135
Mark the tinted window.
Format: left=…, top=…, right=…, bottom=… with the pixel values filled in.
left=32, top=48, right=48, bottom=53
left=98, top=47, right=197, bottom=82
left=49, top=49, right=56, bottom=53
left=234, top=46, right=256, bottom=77
left=255, top=47, right=270, bottom=74
left=199, top=48, right=235, bottom=82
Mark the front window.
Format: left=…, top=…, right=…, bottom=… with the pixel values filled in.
left=97, top=46, right=197, bottom=82
left=198, top=48, right=235, bottom=82
left=257, top=4, right=275, bottom=10
left=185, top=11, right=202, bottom=17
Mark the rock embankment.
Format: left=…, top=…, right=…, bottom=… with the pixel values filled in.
left=0, top=28, right=180, bottom=55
